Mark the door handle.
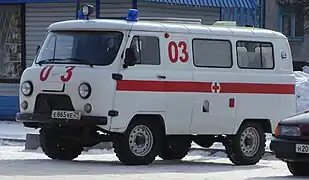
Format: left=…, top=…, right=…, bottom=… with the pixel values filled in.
left=157, top=74, right=166, bottom=79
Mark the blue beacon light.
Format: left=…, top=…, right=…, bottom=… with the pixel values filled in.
left=126, top=9, right=138, bottom=22
left=77, top=9, right=85, bottom=20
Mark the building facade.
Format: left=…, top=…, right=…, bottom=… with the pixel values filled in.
left=0, top=0, right=263, bottom=120
left=265, top=0, right=309, bottom=70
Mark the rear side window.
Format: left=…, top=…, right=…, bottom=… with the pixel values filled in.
left=193, top=39, right=232, bottom=68
left=130, top=36, right=160, bottom=65
left=236, top=41, right=274, bottom=69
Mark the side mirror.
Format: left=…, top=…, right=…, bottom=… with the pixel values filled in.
left=36, top=45, right=40, bottom=55
left=123, top=48, right=136, bottom=68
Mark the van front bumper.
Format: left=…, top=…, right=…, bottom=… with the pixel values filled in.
left=16, top=113, right=107, bottom=126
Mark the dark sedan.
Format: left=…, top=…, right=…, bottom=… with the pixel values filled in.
left=270, top=111, right=309, bottom=176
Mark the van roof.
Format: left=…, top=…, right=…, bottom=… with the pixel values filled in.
left=48, top=19, right=286, bottom=39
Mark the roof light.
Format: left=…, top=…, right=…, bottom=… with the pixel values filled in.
left=77, top=9, right=84, bottom=20
left=77, top=4, right=94, bottom=20
left=126, top=9, right=138, bottom=22
left=82, top=4, right=94, bottom=16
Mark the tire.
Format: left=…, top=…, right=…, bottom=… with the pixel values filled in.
left=159, top=136, right=191, bottom=160
left=194, top=135, right=215, bottom=148
left=113, top=119, right=163, bottom=165
left=287, top=162, right=309, bottom=176
left=39, top=128, right=83, bottom=160
left=224, top=121, right=265, bottom=165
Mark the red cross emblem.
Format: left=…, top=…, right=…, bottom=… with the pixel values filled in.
left=211, top=82, right=221, bottom=93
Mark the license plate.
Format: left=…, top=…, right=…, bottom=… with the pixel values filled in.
left=51, top=110, right=81, bottom=120
left=295, top=144, right=309, bottom=154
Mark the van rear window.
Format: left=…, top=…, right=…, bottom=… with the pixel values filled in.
left=236, top=41, right=275, bottom=69
left=192, top=39, right=232, bottom=68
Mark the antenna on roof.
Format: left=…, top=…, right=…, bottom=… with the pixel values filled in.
left=139, top=17, right=202, bottom=24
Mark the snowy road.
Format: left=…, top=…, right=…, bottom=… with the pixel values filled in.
left=0, top=143, right=302, bottom=180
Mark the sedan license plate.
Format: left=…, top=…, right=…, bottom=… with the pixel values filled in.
left=51, top=110, right=81, bottom=120
left=295, top=144, right=309, bottom=154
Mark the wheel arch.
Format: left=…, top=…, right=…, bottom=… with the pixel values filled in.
left=127, top=113, right=166, bottom=135
left=236, top=118, right=272, bottom=134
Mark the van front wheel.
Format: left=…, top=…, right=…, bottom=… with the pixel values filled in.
left=113, top=120, right=162, bottom=165
left=39, top=127, right=83, bottom=160
left=224, top=122, right=265, bottom=165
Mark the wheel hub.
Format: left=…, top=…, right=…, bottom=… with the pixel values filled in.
left=245, top=137, right=253, bottom=146
left=128, top=125, right=154, bottom=157
left=240, top=127, right=260, bottom=157
left=135, top=133, right=146, bottom=147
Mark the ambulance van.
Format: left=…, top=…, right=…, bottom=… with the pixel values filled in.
left=16, top=6, right=296, bottom=165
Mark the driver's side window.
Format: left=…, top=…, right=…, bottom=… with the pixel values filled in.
left=130, top=35, right=160, bottom=65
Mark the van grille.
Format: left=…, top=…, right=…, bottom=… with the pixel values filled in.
left=34, top=94, right=75, bottom=114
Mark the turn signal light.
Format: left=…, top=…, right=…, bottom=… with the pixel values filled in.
left=275, top=125, right=280, bottom=136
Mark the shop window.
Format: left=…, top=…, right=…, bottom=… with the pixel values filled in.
left=279, top=7, right=304, bottom=40
left=220, top=0, right=265, bottom=28
left=0, top=5, right=24, bottom=82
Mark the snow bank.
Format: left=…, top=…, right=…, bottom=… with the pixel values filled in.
left=0, top=121, right=38, bottom=140
left=294, top=69, right=309, bottom=112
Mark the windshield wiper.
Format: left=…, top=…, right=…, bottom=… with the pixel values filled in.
left=37, top=58, right=94, bottom=67
left=37, top=58, right=63, bottom=66
left=63, top=58, right=94, bottom=67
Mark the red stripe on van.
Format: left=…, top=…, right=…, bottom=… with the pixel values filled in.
left=220, top=83, right=295, bottom=94
left=116, top=80, right=295, bottom=94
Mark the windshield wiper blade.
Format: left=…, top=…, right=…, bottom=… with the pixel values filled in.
left=37, top=58, right=63, bottom=66
left=63, top=57, right=84, bottom=62
left=37, top=58, right=94, bottom=67
left=63, top=58, right=94, bottom=67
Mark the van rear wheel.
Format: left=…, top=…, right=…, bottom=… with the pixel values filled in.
left=113, top=119, right=162, bottom=165
left=224, top=121, right=265, bottom=165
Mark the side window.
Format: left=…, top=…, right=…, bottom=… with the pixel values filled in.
left=236, top=41, right=274, bottom=69
left=130, top=36, right=160, bottom=65
left=193, top=39, right=232, bottom=68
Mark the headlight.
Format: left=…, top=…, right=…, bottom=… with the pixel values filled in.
left=21, top=81, right=33, bottom=96
left=78, top=83, right=91, bottom=99
left=276, top=125, right=301, bottom=137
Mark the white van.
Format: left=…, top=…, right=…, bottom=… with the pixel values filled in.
left=16, top=6, right=296, bottom=165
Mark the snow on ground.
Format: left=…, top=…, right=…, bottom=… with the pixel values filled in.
left=0, top=121, right=38, bottom=140
left=0, top=145, right=296, bottom=180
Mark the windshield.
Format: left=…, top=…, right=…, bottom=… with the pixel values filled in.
left=35, top=31, right=123, bottom=66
